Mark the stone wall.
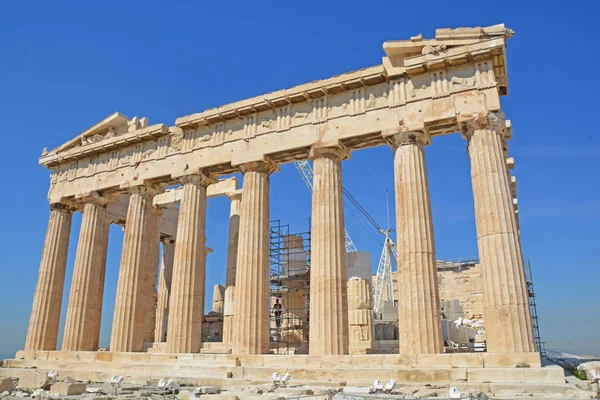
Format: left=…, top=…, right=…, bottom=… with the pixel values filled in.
left=382, top=262, right=484, bottom=323
left=437, top=263, right=484, bottom=322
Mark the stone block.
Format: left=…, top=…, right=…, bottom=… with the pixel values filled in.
left=467, top=368, right=525, bottom=383
left=0, top=378, right=14, bottom=393
left=13, top=370, right=47, bottom=389
left=416, top=354, right=453, bottom=368
left=449, top=353, right=484, bottom=368
left=50, top=382, right=87, bottom=395
left=194, top=386, right=219, bottom=394
left=482, top=352, right=541, bottom=368
left=96, top=352, right=113, bottom=362
left=523, top=366, right=565, bottom=384
left=176, top=390, right=196, bottom=400
left=75, top=352, right=98, bottom=362
left=341, top=386, right=371, bottom=394
left=202, top=395, right=238, bottom=400
left=396, top=368, right=467, bottom=383
left=14, top=351, right=36, bottom=360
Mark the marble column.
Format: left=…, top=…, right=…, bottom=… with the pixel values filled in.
left=232, top=158, right=278, bottom=355
left=62, top=195, right=111, bottom=351
left=154, top=237, right=175, bottom=342
left=110, top=184, right=161, bottom=352
left=25, top=203, right=73, bottom=351
left=386, top=130, right=443, bottom=355
left=166, top=172, right=214, bottom=353
left=223, top=190, right=241, bottom=347
left=461, top=112, right=535, bottom=353
left=309, top=142, right=350, bottom=356
left=143, top=206, right=163, bottom=344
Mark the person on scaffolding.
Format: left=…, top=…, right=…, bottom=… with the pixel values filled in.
left=272, top=298, right=283, bottom=328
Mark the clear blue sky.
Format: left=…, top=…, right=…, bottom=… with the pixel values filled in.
left=1, top=1, right=598, bottom=360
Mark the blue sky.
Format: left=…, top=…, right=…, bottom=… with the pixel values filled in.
left=1, top=1, right=599, bottom=360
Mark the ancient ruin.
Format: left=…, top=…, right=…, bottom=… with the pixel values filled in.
left=3, top=24, right=568, bottom=392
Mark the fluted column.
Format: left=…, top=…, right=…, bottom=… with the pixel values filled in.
left=25, top=203, right=73, bottom=351
left=223, top=190, right=241, bottom=347
left=110, top=184, right=161, bottom=352
left=166, top=172, right=214, bottom=353
left=460, top=112, right=534, bottom=353
left=62, top=194, right=111, bottom=351
left=143, top=206, right=163, bottom=344
left=309, top=142, right=350, bottom=356
left=232, top=158, right=278, bottom=355
left=154, top=237, right=175, bottom=342
left=386, top=130, right=443, bottom=355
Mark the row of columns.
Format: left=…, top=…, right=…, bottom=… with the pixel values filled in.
left=25, top=111, right=534, bottom=355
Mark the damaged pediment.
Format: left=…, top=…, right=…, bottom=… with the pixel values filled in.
left=44, top=112, right=149, bottom=156
left=40, top=112, right=168, bottom=168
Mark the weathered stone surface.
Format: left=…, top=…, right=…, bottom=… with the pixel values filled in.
left=63, top=197, right=110, bottom=351
left=25, top=204, right=72, bottom=351
left=232, top=159, right=277, bottom=354
left=154, top=237, right=175, bottom=342
left=460, top=112, right=534, bottom=354
left=49, top=382, right=86, bottom=395
left=110, top=185, right=162, bottom=352
left=0, top=378, right=14, bottom=393
left=143, top=205, right=163, bottom=343
left=347, top=278, right=374, bottom=354
left=167, top=172, right=213, bottom=353
left=309, top=142, right=350, bottom=356
left=386, top=130, right=443, bottom=355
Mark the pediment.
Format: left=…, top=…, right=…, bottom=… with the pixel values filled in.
left=42, top=112, right=150, bottom=157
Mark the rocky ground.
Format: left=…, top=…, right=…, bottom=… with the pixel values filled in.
left=1, top=353, right=599, bottom=400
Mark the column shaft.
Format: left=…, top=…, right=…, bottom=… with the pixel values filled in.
left=63, top=200, right=110, bottom=351
left=309, top=143, right=349, bottom=356
left=143, top=208, right=163, bottom=344
left=223, top=190, right=241, bottom=347
left=25, top=204, right=73, bottom=351
left=233, top=160, right=277, bottom=354
left=110, top=186, right=158, bottom=352
left=465, top=113, right=534, bottom=353
left=390, top=131, right=443, bottom=355
left=166, top=174, right=211, bottom=353
left=154, top=238, right=175, bottom=342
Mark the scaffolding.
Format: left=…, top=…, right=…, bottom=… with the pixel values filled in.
left=269, top=219, right=311, bottom=354
left=525, top=259, right=546, bottom=357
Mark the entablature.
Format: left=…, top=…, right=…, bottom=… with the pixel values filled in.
left=39, top=24, right=512, bottom=204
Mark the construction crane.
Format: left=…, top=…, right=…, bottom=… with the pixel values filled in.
left=372, top=233, right=398, bottom=316
left=294, top=160, right=358, bottom=253
left=294, top=160, right=395, bottom=314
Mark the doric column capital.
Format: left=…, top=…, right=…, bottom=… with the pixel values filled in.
left=309, top=141, right=350, bottom=161
left=172, top=168, right=217, bottom=187
left=49, top=202, right=76, bottom=213
left=239, top=156, right=279, bottom=175
left=458, top=111, right=511, bottom=140
left=74, top=191, right=117, bottom=207
left=226, top=189, right=242, bottom=202
left=384, top=130, right=431, bottom=149
left=120, top=181, right=164, bottom=197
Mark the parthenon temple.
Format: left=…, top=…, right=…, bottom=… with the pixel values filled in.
left=4, top=24, right=566, bottom=389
